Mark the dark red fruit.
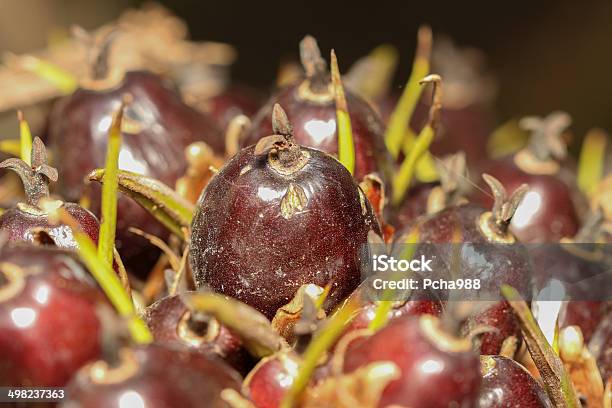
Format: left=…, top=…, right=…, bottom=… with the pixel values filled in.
left=62, top=343, right=243, bottom=408
left=475, top=112, right=580, bottom=242
left=0, top=243, right=106, bottom=386
left=344, top=281, right=443, bottom=334
left=142, top=293, right=252, bottom=373
left=243, top=350, right=300, bottom=408
left=559, top=302, right=607, bottom=344
left=190, top=104, right=380, bottom=319
left=479, top=355, right=552, bottom=408
left=588, top=308, right=612, bottom=381
left=243, top=36, right=392, bottom=185
left=0, top=137, right=101, bottom=248
left=392, top=151, right=468, bottom=230
left=201, top=85, right=263, bottom=131
left=341, top=314, right=481, bottom=407
left=48, top=30, right=224, bottom=271
left=394, top=175, right=532, bottom=354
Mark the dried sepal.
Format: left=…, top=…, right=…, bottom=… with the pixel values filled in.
left=482, top=173, right=529, bottom=235
left=301, top=361, right=401, bottom=408
left=520, top=111, right=572, bottom=162
left=271, top=284, right=326, bottom=344
left=272, top=103, right=293, bottom=138
left=299, top=35, right=327, bottom=78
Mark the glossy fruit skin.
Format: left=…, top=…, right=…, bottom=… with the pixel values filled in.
left=48, top=71, right=224, bottom=270
left=588, top=309, right=612, bottom=381
left=0, top=202, right=101, bottom=249
left=342, top=315, right=481, bottom=407
left=204, top=85, right=263, bottom=130
left=0, top=244, right=106, bottom=387
left=243, top=83, right=393, bottom=185
left=189, top=145, right=380, bottom=319
left=61, top=343, right=242, bottom=408
left=475, top=156, right=579, bottom=243
left=394, top=204, right=532, bottom=354
left=142, top=293, right=252, bottom=373
left=344, top=282, right=443, bottom=333
left=559, top=302, right=607, bottom=343
left=244, top=351, right=300, bottom=408
left=479, top=355, right=552, bottom=408
left=391, top=181, right=438, bottom=231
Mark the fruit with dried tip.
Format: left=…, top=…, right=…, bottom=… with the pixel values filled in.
left=479, top=355, right=552, bottom=408
left=0, top=137, right=101, bottom=249
left=61, top=343, right=243, bottom=408
left=48, top=28, right=223, bottom=269
left=142, top=293, right=252, bottom=373
left=190, top=104, right=380, bottom=319
left=475, top=111, right=580, bottom=242
left=243, top=36, right=392, bottom=185
left=0, top=243, right=106, bottom=386
left=394, top=174, right=531, bottom=354
left=341, top=314, right=481, bottom=407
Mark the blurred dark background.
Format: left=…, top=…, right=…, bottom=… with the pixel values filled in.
left=1, top=0, right=612, bottom=138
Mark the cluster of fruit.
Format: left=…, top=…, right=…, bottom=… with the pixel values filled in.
left=0, top=5, right=609, bottom=408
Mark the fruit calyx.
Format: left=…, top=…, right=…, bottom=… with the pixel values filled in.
left=71, top=25, right=123, bottom=90
left=297, top=35, right=333, bottom=102
left=427, top=151, right=469, bottom=214
left=0, top=137, right=58, bottom=208
left=0, top=262, right=26, bottom=302
left=87, top=347, right=139, bottom=385
left=478, top=174, right=529, bottom=243
left=515, top=111, right=571, bottom=174
left=177, top=309, right=221, bottom=346
left=255, top=104, right=309, bottom=175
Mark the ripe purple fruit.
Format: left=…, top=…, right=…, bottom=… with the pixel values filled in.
left=142, top=293, right=252, bottom=373
left=475, top=112, right=580, bottom=242
left=0, top=137, right=101, bottom=248
left=0, top=244, right=106, bottom=387
left=48, top=29, right=224, bottom=270
left=479, top=355, right=552, bottom=408
left=62, top=344, right=243, bottom=408
left=243, top=36, right=392, bottom=185
left=190, top=104, right=380, bottom=319
left=341, top=314, right=481, bottom=407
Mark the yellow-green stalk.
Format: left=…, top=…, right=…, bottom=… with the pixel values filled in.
left=385, top=25, right=432, bottom=159
left=98, top=98, right=128, bottom=269
left=392, top=75, right=442, bottom=206
left=280, top=298, right=359, bottom=408
left=13, top=55, right=78, bottom=94
left=40, top=199, right=152, bottom=344
left=577, top=128, right=607, bottom=197
left=17, top=111, right=32, bottom=165
left=331, top=50, right=355, bottom=175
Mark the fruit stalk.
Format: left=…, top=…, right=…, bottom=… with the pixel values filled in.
left=331, top=49, right=355, bottom=175
left=41, top=199, right=152, bottom=345
left=98, top=98, right=127, bottom=268
left=385, top=25, right=432, bottom=158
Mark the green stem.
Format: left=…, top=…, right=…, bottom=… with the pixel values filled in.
left=331, top=50, right=355, bottom=175
left=17, top=55, right=78, bottom=94
left=577, top=128, right=607, bottom=197
left=384, top=25, right=432, bottom=159
left=17, top=112, right=32, bottom=165
left=501, top=285, right=581, bottom=408
left=98, top=101, right=126, bottom=269
left=44, top=203, right=152, bottom=345
left=280, top=298, right=359, bottom=408
left=392, top=125, right=435, bottom=206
